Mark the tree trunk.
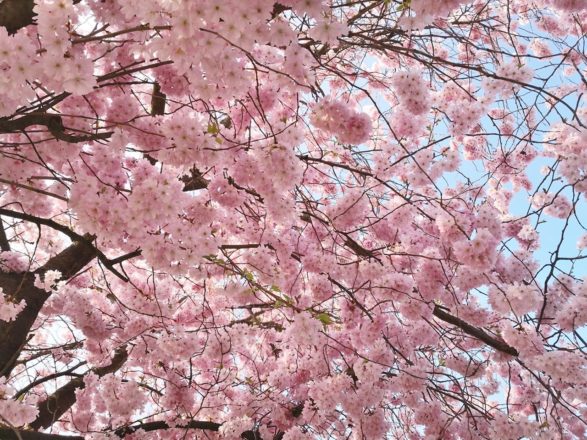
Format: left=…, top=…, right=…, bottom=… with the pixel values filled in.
left=0, top=237, right=97, bottom=377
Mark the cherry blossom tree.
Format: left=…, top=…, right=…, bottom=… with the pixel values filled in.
left=0, top=0, right=586, bottom=438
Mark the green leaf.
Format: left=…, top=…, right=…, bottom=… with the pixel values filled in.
left=317, top=313, right=333, bottom=326
left=207, top=123, right=219, bottom=134
left=398, top=0, right=411, bottom=11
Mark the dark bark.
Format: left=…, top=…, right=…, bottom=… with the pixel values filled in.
left=28, top=377, right=85, bottom=431
left=0, top=113, right=113, bottom=143
left=180, top=168, right=210, bottom=191
left=114, top=420, right=221, bottom=437
left=432, top=305, right=519, bottom=356
left=0, top=209, right=139, bottom=281
left=150, top=82, right=166, bottom=116
left=0, top=429, right=83, bottom=440
left=0, top=216, right=10, bottom=251
left=30, top=347, right=128, bottom=430
left=0, top=427, right=285, bottom=440
left=0, top=237, right=97, bottom=377
left=115, top=422, right=284, bottom=440
left=241, top=430, right=285, bottom=440
left=271, top=3, right=291, bottom=19
left=37, top=234, right=98, bottom=280
left=0, top=0, right=35, bottom=34
left=0, top=0, right=285, bottom=35
left=0, top=0, right=82, bottom=34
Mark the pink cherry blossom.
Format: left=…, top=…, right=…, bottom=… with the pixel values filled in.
left=0, top=288, right=25, bottom=322
left=0, top=1, right=585, bottom=439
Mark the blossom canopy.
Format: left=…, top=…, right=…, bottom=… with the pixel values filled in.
left=0, top=0, right=587, bottom=439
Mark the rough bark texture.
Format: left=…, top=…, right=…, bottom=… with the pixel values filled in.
left=0, top=0, right=35, bottom=34
left=0, top=237, right=97, bottom=377
left=150, top=82, right=167, bottom=116
left=0, top=0, right=82, bottom=34
left=30, top=347, right=129, bottom=430
left=0, top=429, right=84, bottom=440
left=0, top=113, right=113, bottom=143
left=433, top=305, right=519, bottom=356
left=114, top=420, right=222, bottom=437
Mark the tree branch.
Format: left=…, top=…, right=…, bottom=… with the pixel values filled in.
left=0, top=429, right=83, bottom=440
left=0, top=231, right=97, bottom=377
left=14, top=361, right=87, bottom=400
left=432, top=305, right=519, bottom=356
left=0, top=216, right=10, bottom=251
left=0, top=113, right=112, bottom=143
left=30, top=347, right=128, bottom=430
left=0, top=208, right=141, bottom=281
left=114, top=420, right=221, bottom=437
left=0, top=0, right=35, bottom=34
left=180, top=167, right=209, bottom=192
left=270, top=3, right=290, bottom=19
left=115, top=421, right=285, bottom=440
left=150, top=82, right=166, bottom=116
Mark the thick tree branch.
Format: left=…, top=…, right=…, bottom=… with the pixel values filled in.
left=14, top=361, right=87, bottom=400
left=0, top=0, right=35, bottom=34
left=150, top=82, right=166, bottom=116
left=0, top=232, right=97, bottom=377
left=0, top=216, right=9, bottom=251
left=0, top=208, right=140, bottom=281
left=0, top=0, right=82, bottom=34
left=114, top=420, right=221, bottom=437
left=30, top=347, right=128, bottom=430
left=0, top=429, right=83, bottom=440
left=0, top=426, right=281, bottom=440
left=432, top=305, right=519, bottom=356
left=115, top=404, right=302, bottom=438
left=115, top=421, right=285, bottom=440
left=38, top=234, right=98, bottom=280
left=0, top=113, right=112, bottom=143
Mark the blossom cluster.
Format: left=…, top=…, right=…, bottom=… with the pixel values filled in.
left=453, top=228, right=499, bottom=270
left=311, top=98, right=372, bottom=145
left=0, top=288, right=25, bottom=322
left=391, top=69, right=431, bottom=115
left=0, top=1, right=586, bottom=439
